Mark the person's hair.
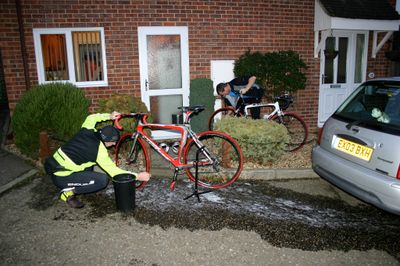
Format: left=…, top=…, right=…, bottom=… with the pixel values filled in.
left=216, top=82, right=227, bottom=95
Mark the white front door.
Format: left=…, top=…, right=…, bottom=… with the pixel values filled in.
left=318, top=30, right=368, bottom=127
left=138, top=26, right=190, bottom=124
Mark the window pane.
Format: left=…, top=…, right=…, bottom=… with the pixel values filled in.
left=337, top=37, right=348, bottom=83
left=354, top=34, right=365, bottom=83
left=147, top=35, right=182, bottom=90
left=337, top=82, right=400, bottom=129
left=72, top=31, right=103, bottom=82
left=150, top=95, right=183, bottom=123
left=41, top=34, right=69, bottom=81
left=324, top=37, right=335, bottom=84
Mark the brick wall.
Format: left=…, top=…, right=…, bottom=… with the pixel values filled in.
left=0, top=0, right=395, bottom=130
left=0, top=0, right=26, bottom=111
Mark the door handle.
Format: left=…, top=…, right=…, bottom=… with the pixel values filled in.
left=145, top=79, right=149, bottom=91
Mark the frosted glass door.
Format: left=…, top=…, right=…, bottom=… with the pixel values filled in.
left=138, top=27, right=189, bottom=124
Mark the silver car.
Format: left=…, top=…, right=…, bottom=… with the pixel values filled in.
left=312, top=77, right=400, bottom=215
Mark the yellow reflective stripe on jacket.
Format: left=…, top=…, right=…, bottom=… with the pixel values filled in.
left=53, top=148, right=95, bottom=176
left=96, top=143, right=136, bottom=178
left=52, top=113, right=137, bottom=179
left=81, top=113, right=111, bottom=130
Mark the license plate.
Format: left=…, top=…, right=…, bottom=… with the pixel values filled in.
left=334, top=137, right=373, bottom=161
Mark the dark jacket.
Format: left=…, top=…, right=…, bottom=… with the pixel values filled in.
left=46, top=114, right=132, bottom=178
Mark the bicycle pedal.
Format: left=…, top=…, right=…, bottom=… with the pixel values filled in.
left=169, top=180, right=176, bottom=190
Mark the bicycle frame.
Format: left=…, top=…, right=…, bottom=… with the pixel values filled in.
left=121, top=109, right=214, bottom=171
left=130, top=123, right=204, bottom=169
left=243, top=101, right=284, bottom=120
left=116, top=106, right=244, bottom=190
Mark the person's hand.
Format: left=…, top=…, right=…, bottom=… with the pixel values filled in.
left=110, top=111, right=121, bottom=120
left=240, top=88, right=248, bottom=95
left=136, top=172, right=151, bottom=182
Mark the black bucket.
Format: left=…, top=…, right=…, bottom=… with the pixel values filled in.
left=112, top=174, right=136, bottom=212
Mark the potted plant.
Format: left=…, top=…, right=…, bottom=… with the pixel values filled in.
left=324, top=48, right=338, bottom=60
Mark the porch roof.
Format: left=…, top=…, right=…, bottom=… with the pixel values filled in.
left=315, top=0, right=400, bottom=32
left=319, top=0, right=399, bottom=20
left=314, top=0, right=400, bottom=58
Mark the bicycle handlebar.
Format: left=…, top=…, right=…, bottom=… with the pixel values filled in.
left=273, top=95, right=294, bottom=110
left=113, top=113, right=146, bottom=130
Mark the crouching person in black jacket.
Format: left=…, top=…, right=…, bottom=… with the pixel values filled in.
left=44, top=111, right=150, bottom=208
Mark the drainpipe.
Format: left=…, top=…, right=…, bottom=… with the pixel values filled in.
left=15, top=0, right=30, bottom=90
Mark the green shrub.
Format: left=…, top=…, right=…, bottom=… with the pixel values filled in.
left=96, top=94, right=151, bottom=132
left=234, top=50, right=268, bottom=87
left=264, top=50, right=307, bottom=96
left=214, top=117, right=289, bottom=164
left=12, top=83, right=90, bottom=158
left=234, top=50, right=307, bottom=97
left=189, top=78, right=215, bottom=133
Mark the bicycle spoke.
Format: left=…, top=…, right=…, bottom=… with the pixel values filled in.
left=273, top=113, right=308, bottom=152
left=184, top=132, right=243, bottom=189
left=208, top=107, right=237, bottom=130
left=115, top=135, right=149, bottom=190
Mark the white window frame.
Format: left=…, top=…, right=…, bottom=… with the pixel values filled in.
left=33, top=27, right=108, bottom=88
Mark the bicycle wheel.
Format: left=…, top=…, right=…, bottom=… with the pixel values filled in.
left=272, top=112, right=308, bottom=152
left=208, top=107, right=238, bottom=130
left=183, top=131, right=244, bottom=189
left=115, top=134, right=150, bottom=190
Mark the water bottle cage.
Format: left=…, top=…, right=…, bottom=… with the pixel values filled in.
left=159, top=142, right=180, bottom=154
left=159, top=143, right=169, bottom=152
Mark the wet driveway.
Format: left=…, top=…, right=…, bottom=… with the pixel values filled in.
left=83, top=176, right=400, bottom=260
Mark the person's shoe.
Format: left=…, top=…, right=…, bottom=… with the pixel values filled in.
left=60, top=190, right=84, bottom=208
left=66, top=195, right=84, bottom=208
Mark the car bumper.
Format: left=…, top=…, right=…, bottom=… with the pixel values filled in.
left=312, top=145, right=400, bottom=215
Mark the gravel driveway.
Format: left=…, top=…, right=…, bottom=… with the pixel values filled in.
left=0, top=174, right=399, bottom=266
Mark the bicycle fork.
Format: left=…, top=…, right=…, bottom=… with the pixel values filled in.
left=127, top=132, right=140, bottom=163
left=190, top=137, right=221, bottom=173
left=169, top=140, right=215, bottom=191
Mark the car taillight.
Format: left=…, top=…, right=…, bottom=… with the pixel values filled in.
left=397, top=164, right=400, bottom=179
left=317, top=125, right=325, bottom=145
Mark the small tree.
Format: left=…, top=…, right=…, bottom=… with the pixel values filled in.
left=96, top=94, right=151, bottom=132
left=264, top=50, right=307, bottom=96
left=233, top=50, right=268, bottom=86
left=189, top=78, right=214, bottom=133
left=234, top=50, right=307, bottom=98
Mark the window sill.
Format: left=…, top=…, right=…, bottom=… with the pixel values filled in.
left=41, top=80, right=109, bottom=88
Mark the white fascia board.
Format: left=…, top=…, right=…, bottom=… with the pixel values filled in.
left=331, top=17, right=400, bottom=31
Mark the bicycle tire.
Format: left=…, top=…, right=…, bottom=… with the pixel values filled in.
left=183, top=131, right=244, bottom=189
left=272, top=112, right=308, bottom=152
left=115, top=133, right=150, bottom=190
left=208, top=107, right=239, bottom=130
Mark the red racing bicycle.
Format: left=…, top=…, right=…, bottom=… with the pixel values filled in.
left=114, top=106, right=244, bottom=190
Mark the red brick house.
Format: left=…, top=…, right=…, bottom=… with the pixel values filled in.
left=1, top=0, right=399, bottom=132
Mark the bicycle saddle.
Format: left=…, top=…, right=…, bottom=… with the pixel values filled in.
left=179, top=105, right=205, bottom=113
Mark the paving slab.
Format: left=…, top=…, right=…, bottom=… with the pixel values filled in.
left=0, top=149, right=38, bottom=193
